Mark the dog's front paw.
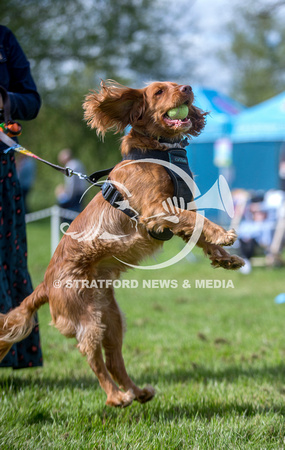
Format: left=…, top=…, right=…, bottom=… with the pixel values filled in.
left=212, top=229, right=237, bottom=247
left=211, top=254, right=245, bottom=270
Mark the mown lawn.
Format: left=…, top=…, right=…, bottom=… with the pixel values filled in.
left=1, top=220, right=285, bottom=448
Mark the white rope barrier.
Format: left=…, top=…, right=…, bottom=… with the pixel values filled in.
left=25, top=205, right=79, bottom=256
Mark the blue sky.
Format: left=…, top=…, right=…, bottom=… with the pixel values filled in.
left=158, top=0, right=235, bottom=93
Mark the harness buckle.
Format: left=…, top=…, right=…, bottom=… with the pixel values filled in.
left=101, top=181, right=124, bottom=205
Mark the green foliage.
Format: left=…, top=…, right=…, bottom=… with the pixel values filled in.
left=226, top=0, right=285, bottom=106
left=0, top=0, right=173, bottom=210
left=0, top=0, right=169, bottom=100
left=1, top=222, right=285, bottom=447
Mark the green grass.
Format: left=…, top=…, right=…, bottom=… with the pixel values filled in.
left=1, top=221, right=285, bottom=448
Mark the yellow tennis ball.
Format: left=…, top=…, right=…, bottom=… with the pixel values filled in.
left=167, top=104, right=189, bottom=120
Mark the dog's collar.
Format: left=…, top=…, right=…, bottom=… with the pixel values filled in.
left=131, top=127, right=189, bottom=149
left=157, top=136, right=189, bottom=148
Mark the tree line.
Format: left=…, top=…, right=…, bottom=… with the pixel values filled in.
left=0, top=0, right=284, bottom=210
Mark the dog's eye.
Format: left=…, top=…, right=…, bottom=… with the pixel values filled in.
left=155, top=89, right=163, bottom=96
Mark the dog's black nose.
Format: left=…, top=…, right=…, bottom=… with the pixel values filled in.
left=180, top=85, right=192, bottom=94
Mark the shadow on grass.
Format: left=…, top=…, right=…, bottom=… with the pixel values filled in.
left=134, top=362, right=285, bottom=386
left=0, top=373, right=98, bottom=393
left=2, top=362, right=285, bottom=393
left=2, top=361, right=285, bottom=389
left=1, top=363, right=285, bottom=425
left=143, top=400, right=285, bottom=422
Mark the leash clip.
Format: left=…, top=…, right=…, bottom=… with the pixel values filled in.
left=65, top=167, right=88, bottom=180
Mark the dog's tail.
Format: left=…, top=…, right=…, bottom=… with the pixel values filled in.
left=0, top=282, right=48, bottom=361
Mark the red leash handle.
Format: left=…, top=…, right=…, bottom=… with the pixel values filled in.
left=3, top=121, right=22, bottom=137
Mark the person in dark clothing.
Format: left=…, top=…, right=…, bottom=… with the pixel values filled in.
left=0, top=26, right=43, bottom=368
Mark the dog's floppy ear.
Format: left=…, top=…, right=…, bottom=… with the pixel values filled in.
left=187, top=105, right=208, bottom=137
left=83, top=80, right=145, bottom=137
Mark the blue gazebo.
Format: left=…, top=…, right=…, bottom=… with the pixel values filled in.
left=187, top=87, right=244, bottom=195
left=230, top=91, right=285, bottom=191
left=231, top=91, right=285, bottom=142
left=188, top=89, right=285, bottom=194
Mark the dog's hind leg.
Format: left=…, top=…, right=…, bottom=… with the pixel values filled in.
left=101, top=291, right=155, bottom=404
left=49, top=284, right=134, bottom=407
left=77, top=315, right=135, bottom=408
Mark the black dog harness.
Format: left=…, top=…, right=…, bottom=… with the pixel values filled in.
left=99, top=147, right=194, bottom=241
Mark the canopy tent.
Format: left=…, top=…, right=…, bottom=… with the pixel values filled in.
left=186, top=88, right=244, bottom=201
left=191, top=87, right=245, bottom=143
left=188, top=89, right=285, bottom=194
left=230, top=91, right=285, bottom=190
left=231, top=91, right=285, bottom=143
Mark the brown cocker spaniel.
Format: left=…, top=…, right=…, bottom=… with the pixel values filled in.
left=0, top=81, right=244, bottom=407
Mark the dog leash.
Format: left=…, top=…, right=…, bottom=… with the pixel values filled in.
left=0, top=131, right=113, bottom=185
left=0, top=86, right=113, bottom=185
left=0, top=86, right=191, bottom=242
